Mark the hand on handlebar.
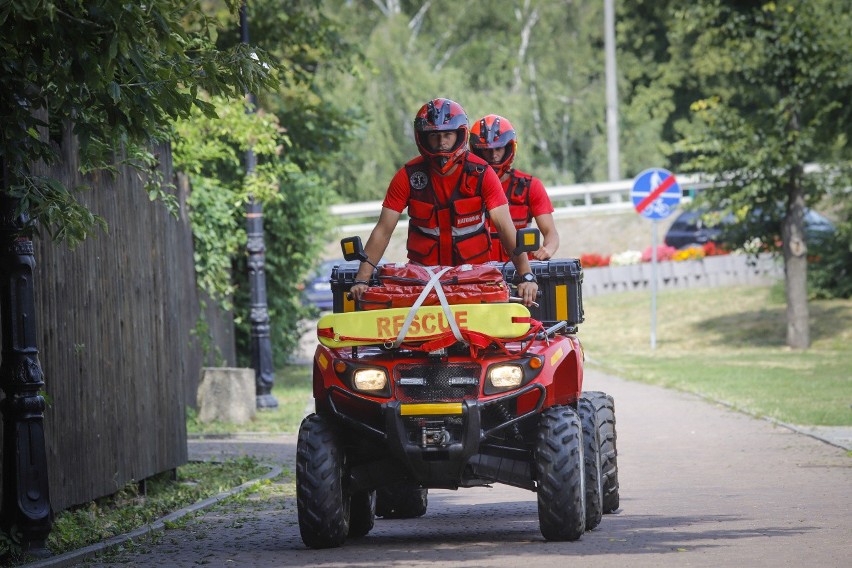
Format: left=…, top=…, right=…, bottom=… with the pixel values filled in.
left=532, top=246, right=552, bottom=261
left=516, top=281, right=539, bottom=308
left=348, top=283, right=368, bottom=301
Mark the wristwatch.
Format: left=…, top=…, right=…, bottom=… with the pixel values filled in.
left=519, top=272, right=537, bottom=284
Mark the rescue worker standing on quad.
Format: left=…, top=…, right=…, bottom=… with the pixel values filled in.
left=470, top=114, right=559, bottom=261
left=349, top=98, right=539, bottom=306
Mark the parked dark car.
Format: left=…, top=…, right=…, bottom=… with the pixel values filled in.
left=664, top=207, right=835, bottom=249
left=302, top=259, right=343, bottom=312
left=302, top=257, right=389, bottom=311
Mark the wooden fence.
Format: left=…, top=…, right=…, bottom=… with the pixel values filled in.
left=0, top=134, right=234, bottom=512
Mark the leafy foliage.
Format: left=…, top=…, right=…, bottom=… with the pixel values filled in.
left=232, top=171, right=332, bottom=368
left=1, top=0, right=276, bottom=245
left=191, top=0, right=353, bottom=366
left=319, top=0, right=620, bottom=200
left=665, top=1, right=852, bottom=344
left=173, top=95, right=284, bottom=304
left=671, top=1, right=852, bottom=242
left=808, top=182, right=852, bottom=300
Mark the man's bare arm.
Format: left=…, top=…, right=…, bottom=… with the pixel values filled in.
left=489, top=204, right=538, bottom=305
left=351, top=207, right=401, bottom=299
left=532, top=212, right=559, bottom=260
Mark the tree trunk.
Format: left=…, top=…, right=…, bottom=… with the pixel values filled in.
left=782, top=164, right=809, bottom=349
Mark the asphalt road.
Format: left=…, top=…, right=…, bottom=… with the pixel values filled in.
left=76, top=369, right=850, bottom=568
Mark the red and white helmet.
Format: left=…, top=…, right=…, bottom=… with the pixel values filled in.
left=413, top=98, right=469, bottom=174
left=469, top=114, right=517, bottom=178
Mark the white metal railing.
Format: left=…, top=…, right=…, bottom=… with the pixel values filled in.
left=328, top=173, right=714, bottom=233
left=329, top=165, right=832, bottom=232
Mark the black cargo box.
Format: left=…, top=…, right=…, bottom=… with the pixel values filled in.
left=330, top=261, right=380, bottom=313
left=500, top=259, right=584, bottom=326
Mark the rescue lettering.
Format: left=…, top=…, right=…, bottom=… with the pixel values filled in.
left=375, top=311, right=470, bottom=337
left=456, top=214, right=481, bottom=225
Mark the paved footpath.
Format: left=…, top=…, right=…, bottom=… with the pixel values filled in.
left=70, top=369, right=850, bottom=568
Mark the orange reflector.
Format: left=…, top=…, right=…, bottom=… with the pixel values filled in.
left=334, top=360, right=347, bottom=373
left=529, top=357, right=542, bottom=369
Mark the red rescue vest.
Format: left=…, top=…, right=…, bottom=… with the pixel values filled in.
left=489, top=170, right=533, bottom=262
left=405, top=155, right=492, bottom=266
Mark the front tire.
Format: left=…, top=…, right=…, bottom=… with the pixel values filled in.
left=585, top=391, right=619, bottom=513
left=535, top=405, right=585, bottom=541
left=296, top=414, right=350, bottom=548
left=578, top=396, right=604, bottom=530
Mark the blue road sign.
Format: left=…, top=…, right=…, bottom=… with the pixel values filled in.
left=631, top=168, right=681, bottom=220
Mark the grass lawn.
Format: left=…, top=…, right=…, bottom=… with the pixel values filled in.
left=579, top=283, right=852, bottom=426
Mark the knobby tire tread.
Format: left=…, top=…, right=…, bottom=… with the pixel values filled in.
left=584, top=391, right=620, bottom=513
left=535, top=405, right=586, bottom=541
left=296, top=414, right=349, bottom=548
left=579, top=396, right=604, bottom=530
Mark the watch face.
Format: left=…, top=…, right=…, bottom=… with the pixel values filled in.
left=523, top=272, right=536, bottom=283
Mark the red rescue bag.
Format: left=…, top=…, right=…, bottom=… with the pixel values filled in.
left=359, top=263, right=509, bottom=310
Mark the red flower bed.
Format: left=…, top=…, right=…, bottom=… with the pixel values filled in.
left=702, top=241, right=729, bottom=256
left=580, top=253, right=611, bottom=267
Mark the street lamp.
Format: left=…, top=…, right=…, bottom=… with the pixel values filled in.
left=240, top=1, right=278, bottom=409
left=0, top=159, right=53, bottom=553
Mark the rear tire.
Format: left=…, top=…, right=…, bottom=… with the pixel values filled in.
left=535, top=405, right=585, bottom=541
left=375, top=483, right=428, bottom=519
left=585, top=391, right=620, bottom=513
left=348, top=490, right=376, bottom=538
left=296, top=414, right=349, bottom=548
left=578, top=396, right=604, bottom=530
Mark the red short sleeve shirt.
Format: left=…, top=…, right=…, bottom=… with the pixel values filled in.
left=526, top=176, right=554, bottom=217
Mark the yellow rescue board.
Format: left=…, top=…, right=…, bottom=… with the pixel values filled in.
left=317, top=303, right=531, bottom=347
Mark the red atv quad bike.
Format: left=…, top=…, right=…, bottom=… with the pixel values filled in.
left=296, top=229, right=619, bottom=549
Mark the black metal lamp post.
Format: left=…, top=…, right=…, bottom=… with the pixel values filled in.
left=240, top=1, right=278, bottom=409
left=0, top=160, right=53, bottom=553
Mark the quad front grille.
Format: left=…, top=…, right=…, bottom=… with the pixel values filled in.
left=395, top=363, right=482, bottom=402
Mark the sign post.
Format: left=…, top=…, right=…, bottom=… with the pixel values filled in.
left=630, top=168, right=681, bottom=349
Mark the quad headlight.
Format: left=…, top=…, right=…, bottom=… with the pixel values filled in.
left=352, top=368, right=388, bottom=391
left=487, top=364, right=524, bottom=389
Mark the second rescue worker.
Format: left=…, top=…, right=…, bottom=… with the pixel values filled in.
left=470, top=114, right=559, bottom=261
left=348, top=98, right=539, bottom=307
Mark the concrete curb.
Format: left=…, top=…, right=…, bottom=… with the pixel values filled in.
left=22, top=464, right=283, bottom=568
